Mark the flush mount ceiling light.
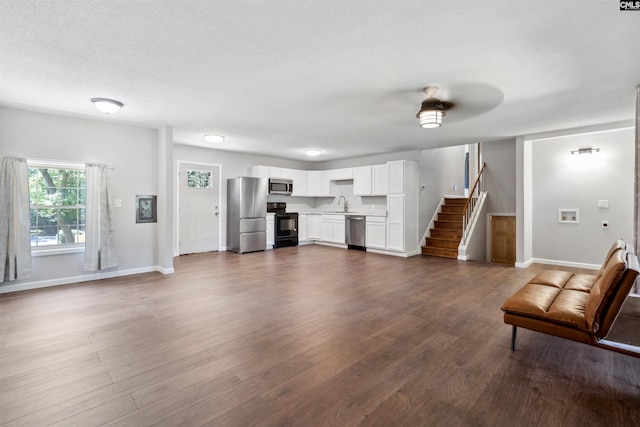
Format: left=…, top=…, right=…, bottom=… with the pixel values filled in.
left=203, top=134, right=225, bottom=143
left=416, top=86, right=452, bottom=129
left=90, top=98, right=123, bottom=114
left=305, top=149, right=322, bottom=157
left=571, top=147, right=600, bottom=155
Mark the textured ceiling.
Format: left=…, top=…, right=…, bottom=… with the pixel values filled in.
left=1, top=1, right=639, bottom=161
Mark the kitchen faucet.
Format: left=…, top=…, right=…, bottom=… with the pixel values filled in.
left=338, top=195, right=348, bottom=212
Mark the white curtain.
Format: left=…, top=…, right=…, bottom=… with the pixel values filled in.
left=83, top=163, right=118, bottom=271
left=0, top=157, right=32, bottom=282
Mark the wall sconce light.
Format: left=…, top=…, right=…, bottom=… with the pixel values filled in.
left=91, top=98, right=123, bottom=114
left=570, top=147, right=600, bottom=155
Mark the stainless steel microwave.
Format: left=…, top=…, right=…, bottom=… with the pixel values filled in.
left=268, top=178, right=293, bottom=195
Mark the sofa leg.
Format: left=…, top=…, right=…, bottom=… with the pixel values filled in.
left=511, top=325, right=517, bottom=351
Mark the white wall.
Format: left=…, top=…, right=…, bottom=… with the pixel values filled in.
left=419, top=145, right=468, bottom=239
left=314, top=150, right=420, bottom=170
left=0, top=106, right=160, bottom=292
left=481, top=139, right=517, bottom=215
left=531, top=128, right=634, bottom=266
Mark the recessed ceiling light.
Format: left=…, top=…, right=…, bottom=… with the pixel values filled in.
left=203, top=134, right=225, bottom=143
left=91, top=98, right=123, bottom=114
left=305, top=149, right=322, bottom=157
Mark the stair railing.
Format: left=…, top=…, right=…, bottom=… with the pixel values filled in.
left=461, top=162, right=486, bottom=245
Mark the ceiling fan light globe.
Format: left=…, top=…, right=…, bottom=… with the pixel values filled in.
left=420, top=122, right=441, bottom=129
left=418, top=109, right=443, bottom=128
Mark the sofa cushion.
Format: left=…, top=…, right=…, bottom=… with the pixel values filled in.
left=500, top=271, right=596, bottom=331
left=585, top=250, right=628, bottom=332
left=594, top=239, right=625, bottom=281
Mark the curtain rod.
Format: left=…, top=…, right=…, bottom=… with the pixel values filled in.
left=23, top=157, right=115, bottom=170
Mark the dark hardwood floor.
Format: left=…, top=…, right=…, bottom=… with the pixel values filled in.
left=1, top=245, right=639, bottom=426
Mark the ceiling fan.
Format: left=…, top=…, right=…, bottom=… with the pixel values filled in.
left=416, top=86, right=453, bottom=128
left=367, top=82, right=503, bottom=128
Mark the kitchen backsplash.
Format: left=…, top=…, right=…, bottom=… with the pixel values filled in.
left=267, top=181, right=386, bottom=213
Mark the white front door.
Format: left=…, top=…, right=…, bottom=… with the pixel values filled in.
left=178, top=162, right=220, bottom=254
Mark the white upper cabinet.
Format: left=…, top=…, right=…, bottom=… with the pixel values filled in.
left=282, top=169, right=308, bottom=196
left=250, top=165, right=283, bottom=178
left=307, top=171, right=324, bottom=196
left=372, top=164, right=389, bottom=195
left=321, top=171, right=331, bottom=196
left=326, top=168, right=353, bottom=181
left=353, top=166, right=372, bottom=196
left=250, top=165, right=270, bottom=179
left=354, top=164, right=388, bottom=196
left=388, top=160, right=406, bottom=194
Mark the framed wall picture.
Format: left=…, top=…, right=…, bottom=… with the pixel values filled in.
left=136, top=195, right=157, bottom=223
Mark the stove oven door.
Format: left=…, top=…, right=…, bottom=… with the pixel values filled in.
left=275, top=213, right=299, bottom=247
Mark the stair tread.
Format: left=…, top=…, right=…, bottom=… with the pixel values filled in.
left=421, top=245, right=458, bottom=259
left=423, top=197, right=469, bottom=259
left=444, top=198, right=468, bottom=205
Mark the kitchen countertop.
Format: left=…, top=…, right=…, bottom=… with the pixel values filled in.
left=296, top=211, right=387, bottom=217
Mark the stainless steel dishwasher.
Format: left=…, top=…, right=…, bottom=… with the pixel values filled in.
left=345, top=215, right=366, bottom=250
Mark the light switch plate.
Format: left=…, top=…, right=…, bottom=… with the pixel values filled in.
left=598, top=200, right=609, bottom=208
left=114, top=199, right=122, bottom=208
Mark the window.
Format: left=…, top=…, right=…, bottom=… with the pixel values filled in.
left=28, top=163, right=85, bottom=248
left=187, top=169, right=212, bottom=188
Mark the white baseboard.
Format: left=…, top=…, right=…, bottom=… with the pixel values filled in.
left=0, top=265, right=172, bottom=294
left=314, top=241, right=348, bottom=249
left=366, top=248, right=417, bottom=258
left=515, top=259, right=534, bottom=268
left=530, top=258, right=600, bottom=270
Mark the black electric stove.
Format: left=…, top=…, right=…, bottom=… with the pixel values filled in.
left=267, top=202, right=299, bottom=248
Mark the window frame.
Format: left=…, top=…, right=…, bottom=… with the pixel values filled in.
left=27, top=159, right=86, bottom=256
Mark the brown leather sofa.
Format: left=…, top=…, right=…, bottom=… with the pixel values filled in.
left=501, top=239, right=640, bottom=357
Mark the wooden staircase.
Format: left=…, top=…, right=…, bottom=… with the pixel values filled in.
left=421, top=197, right=467, bottom=259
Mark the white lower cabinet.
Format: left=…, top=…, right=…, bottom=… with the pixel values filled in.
left=321, top=214, right=345, bottom=244
left=365, top=216, right=386, bottom=249
left=307, top=214, right=322, bottom=240
left=266, top=213, right=275, bottom=249
left=298, top=214, right=308, bottom=242
left=386, top=195, right=405, bottom=252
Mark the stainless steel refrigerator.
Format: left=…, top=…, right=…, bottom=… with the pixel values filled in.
left=227, top=177, right=268, bottom=254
